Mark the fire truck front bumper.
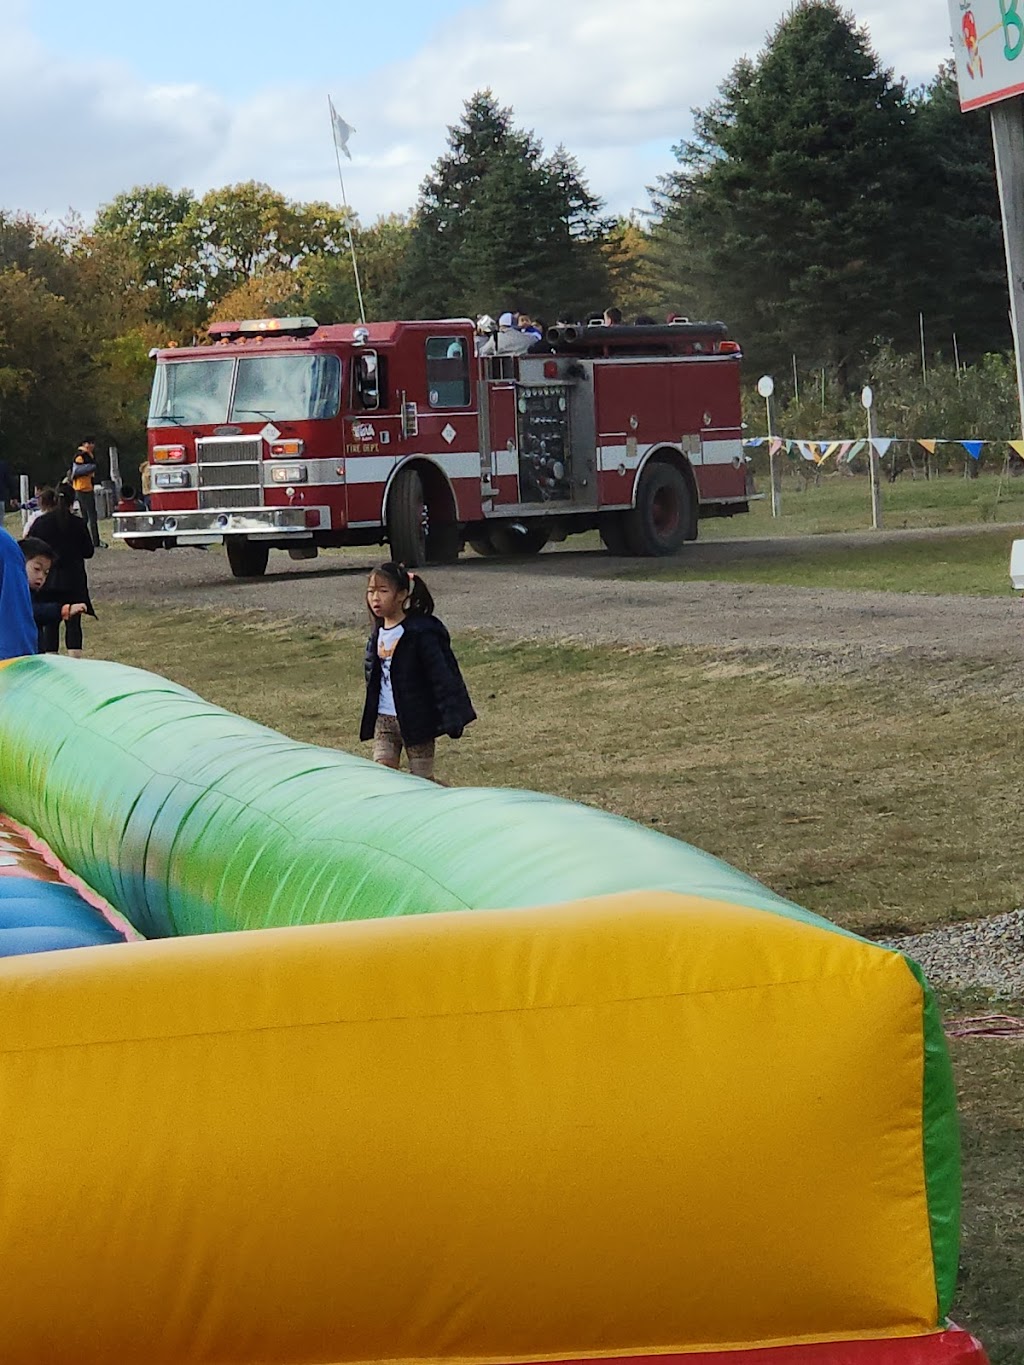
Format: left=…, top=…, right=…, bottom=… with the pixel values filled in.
left=113, top=506, right=328, bottom=543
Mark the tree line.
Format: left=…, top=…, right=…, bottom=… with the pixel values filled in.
left=0, top=0, right=1013, bottom=482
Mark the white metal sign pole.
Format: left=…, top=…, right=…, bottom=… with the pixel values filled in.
left=991, top=97, right=1024, bottom=440
left=757, top=375, right=779, bottom=517
left=862, top=386, right=882, bottom=530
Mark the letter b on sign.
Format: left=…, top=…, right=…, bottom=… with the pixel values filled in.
left=1002, top=0, right=1024, bottom=60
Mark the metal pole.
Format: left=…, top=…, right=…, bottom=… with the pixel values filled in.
left=919, top=312, right=927, bottom=385
left=328, top=97, right=366, bottom=325
left=766, top=395, right=780, bottom=519
left=991, top=98, right=1024, bottom=441
left=792, top=354, right=799, bottom=402
left=868, top=409, right=882, bottom=530
left=19, top=474, right=29, bottom=532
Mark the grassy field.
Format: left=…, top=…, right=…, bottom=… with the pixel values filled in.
left=702, top=469, right=1024, bottom=538
left=81, top=603, right=1024, bottom=1360
left=638, top=525, right=1021, bottom=596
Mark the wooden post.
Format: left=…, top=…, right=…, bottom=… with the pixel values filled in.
left=991, top=98, right=1024, bottom=442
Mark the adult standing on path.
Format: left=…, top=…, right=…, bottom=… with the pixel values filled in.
left=31, top=486, right=95, bottom=657
left=0, top=524, right=37, bottom=660
left=69, top=438, right=104, bottom=548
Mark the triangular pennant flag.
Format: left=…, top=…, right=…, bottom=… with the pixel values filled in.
left=837, top=441, right=854, bottom=463
left=961, top=440, right=984, bottom=461
left=784, top=439, right=799, bottom=459
left=744, top=437, right=765, bottom=447
left=846, top=439, right=867, bottom=463
left=769, top=437, right=784, bottom=457
left=821, top=441, right=841, bottom=462
left=797, top=441, right=818, bottom=463
left=872, top=438, right=894, bottom=459
left=918, top=439, right=938, bottom=455
left=1010, top=440, right=1024, bottom=459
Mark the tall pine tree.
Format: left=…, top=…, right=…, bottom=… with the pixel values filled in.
left=651, top=2, right=920, bottom=377
left=402, top=91, right=608, bottom=321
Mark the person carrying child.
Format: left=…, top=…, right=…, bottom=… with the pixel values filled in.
left=360, top=562, right=476, bottom=782
left=29, top=484, right=96, bottom=657
left=19, top=537, right=89, bottom=653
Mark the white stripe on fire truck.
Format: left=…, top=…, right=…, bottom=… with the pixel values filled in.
left=597, top=439, right=743, bottom=471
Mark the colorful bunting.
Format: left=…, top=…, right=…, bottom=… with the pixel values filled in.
left=918, top=439, right=938, bottom=455
left=872, top=438, right=894, bottom=459
left=961, top=440, right=984, bottom=461
left=1009, top=440, right=1024, bottom=459
left=769, top=437, right=784, bottom=457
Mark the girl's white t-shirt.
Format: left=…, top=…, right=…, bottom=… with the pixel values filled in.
left=376, top=622, right=404, bottom=716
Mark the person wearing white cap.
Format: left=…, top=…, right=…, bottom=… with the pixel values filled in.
left=479, top=311, right=532, bottom=357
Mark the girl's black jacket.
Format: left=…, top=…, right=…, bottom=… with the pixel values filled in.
left=360, top=614, right=476, bottom=745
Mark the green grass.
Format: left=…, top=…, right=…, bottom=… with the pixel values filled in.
left=638, top=525, right=1021, bottom=595
left=701, top=470, right=1024, bottom=539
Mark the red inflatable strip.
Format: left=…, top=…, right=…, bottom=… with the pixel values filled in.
left=529, top=1331, right=988, bottom=1365
left=0, top=814, right=142, bottom=941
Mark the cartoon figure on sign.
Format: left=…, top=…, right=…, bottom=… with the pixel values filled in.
left=962, top=7, right=983, bottom=78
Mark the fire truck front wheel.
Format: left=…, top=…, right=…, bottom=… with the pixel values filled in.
left=225, top=539, right=270, bottom=578
left=624, top=461, right=693, bottom=556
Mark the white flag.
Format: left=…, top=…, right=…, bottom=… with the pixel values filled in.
left=331, top=103, right=355, bottom=160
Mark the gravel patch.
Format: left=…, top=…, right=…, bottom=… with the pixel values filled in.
left=879, top=909, right=1024, bottom=998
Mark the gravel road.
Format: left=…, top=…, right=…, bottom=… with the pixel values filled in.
left=89, top=524, right=1024, bottom=668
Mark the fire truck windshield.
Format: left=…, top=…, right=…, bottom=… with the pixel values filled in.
left=148, top=354, right=341, bottom=428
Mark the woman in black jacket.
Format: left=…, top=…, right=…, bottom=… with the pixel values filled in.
left=30, top=486, right=95, bottom=656
left=361, top=562, right=475, bottom=781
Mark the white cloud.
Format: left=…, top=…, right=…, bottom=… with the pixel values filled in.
left=0, top=1, right=959, bottom=226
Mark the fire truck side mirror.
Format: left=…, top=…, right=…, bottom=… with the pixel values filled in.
left=356, top=351, right=380, bottom=411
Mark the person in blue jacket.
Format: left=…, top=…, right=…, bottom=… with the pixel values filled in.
left=0, top=524, right=38, bottom=660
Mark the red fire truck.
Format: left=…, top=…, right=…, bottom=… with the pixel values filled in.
left=114, top=316, right=751, bottom=576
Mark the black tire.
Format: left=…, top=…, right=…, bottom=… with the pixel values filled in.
left=487, top=525, right=550, bottom=556
left=623, top=462, right=693, bottom=556
left=387, top=468, right=427, bottom=566
left=598, top=512, right=632, bottom=556
left=225, top=538, right=270, bottom=578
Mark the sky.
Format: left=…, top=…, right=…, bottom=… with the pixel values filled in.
left=1, top=0, right=956, bottom=228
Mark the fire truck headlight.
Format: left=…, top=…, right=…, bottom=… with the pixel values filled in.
left=154, top=468, right=191, bottom=489
left=270, top=464, right=307, bottom=484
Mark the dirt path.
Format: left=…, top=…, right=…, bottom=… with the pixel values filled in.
left=87, top=524, right=1024, bottom=669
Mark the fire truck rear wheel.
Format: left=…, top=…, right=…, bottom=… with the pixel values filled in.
left=387, top=468, right=428, bottom=566
left=225, top=539, right=270, bottom=578
left=623, top=461, right=692, bottom=556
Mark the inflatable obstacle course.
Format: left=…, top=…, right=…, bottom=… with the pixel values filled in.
left=0, top=656, right=984, bottom=1365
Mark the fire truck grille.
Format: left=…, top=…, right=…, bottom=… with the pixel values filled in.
left=196, top=437, right=263, bottom=465
left=198, top=462, right=260, bottom=489
left=194, top=437, right=263, bottom=510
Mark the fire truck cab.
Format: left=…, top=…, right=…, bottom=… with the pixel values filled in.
left=115, top=315, right=750, bottom=576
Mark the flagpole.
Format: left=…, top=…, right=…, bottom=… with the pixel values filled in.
left=328, top=96, right=366, bottom=325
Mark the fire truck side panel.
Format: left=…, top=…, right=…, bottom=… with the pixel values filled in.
left=593, top=362, right=674, bottom=508
left=484, top=384, right=523, bottom=509
left=671, top=356, right=747, bottom=504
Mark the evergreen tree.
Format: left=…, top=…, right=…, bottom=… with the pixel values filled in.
left=909, top=62, right=1009, bottom=364
left=402, top=91, right=608, bottom=320
left=651, top=2, right=921, bottom=377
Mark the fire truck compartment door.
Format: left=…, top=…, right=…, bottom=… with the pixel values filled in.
left=484, top=384, right=519, bottom=504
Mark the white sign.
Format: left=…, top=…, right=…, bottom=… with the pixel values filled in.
left=948, top=0, right=1024, bottom=111
left=756, top=375, right=774, bottom=398
left=861, top=385, right=874, bottom=410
